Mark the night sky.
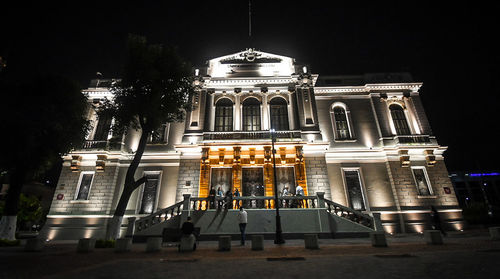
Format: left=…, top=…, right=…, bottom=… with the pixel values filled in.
left=1, top=1, right=499, bottom=172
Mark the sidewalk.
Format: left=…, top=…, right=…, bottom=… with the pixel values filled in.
left=1, top=229, right=498, bottom=279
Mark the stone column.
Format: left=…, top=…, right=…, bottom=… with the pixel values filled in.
left=235, top=94, right=241, bottom=131
left=262, top=94, right=269, bottom=130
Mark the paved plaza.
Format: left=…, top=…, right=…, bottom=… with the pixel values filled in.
left=1, top=229, right=499, bottom=279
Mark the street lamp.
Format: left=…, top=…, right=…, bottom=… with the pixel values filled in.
left=270, top=128, right=285, bottom=244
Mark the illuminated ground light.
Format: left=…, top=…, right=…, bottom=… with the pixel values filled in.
left=383, top=225, right=396, bottom=235
left=47, top=230, right=58, bottom=241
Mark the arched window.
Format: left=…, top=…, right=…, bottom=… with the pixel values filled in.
left=242, top=97, right=261, bottom=131
left=333, top=106, right=350, bottom=139
left=215, top=98, right=233, bottom=132
left=389, top=104, right=411, bottom=135
left=269, top=97, right=289, bottom=131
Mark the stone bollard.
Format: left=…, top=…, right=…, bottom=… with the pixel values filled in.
left=251, top=235, right=264, bottom=251
left=179, top=235, right=196, bottom=252
left=424, top=230, right=443, bottom=245
left=146, top=237, right=162, bottom=252
left=24, top=238, right=45, bottom=252
left=489, top=227, right=500, bottom=240
left=304, top=234, right=319, bottom=249
left=115, top=238, right=132, bottom=253
left=370, top=232, right=388, bottom=247
left=77, top=238, right=96, bottom=253
left=218, top=236, right=231, bottom=251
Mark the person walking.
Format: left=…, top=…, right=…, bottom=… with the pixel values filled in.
left=237, top=207, right=248, bottom=246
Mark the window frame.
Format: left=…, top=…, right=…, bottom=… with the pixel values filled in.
left=137, top=171, right=163, bottom=215
left=269, top=97, right=289, bottom=131
left=214, top=98, right=234, bottom=132
left=389, top=103, right=412, bottom=136
left=330, top=103, right=355, bottom=141
left=411, top=166, right=434, bottom=197
left=341, top=167, right=369, bottom=211
left=242, top=97, right=262, bottom=131
left=74, top=171, right=95, bottom=200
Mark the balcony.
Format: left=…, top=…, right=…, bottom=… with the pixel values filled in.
left=395, top=135, right=431, bottom=145
left=203, top=130, right=302, bottom=141
left=81, top=140, right=122, bottom=151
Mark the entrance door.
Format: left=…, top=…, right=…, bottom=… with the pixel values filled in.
left=210, top=168, right=232, bottom=194
left=276, top=166, right=295, bottom=195
left=242, top=168, right=264, bottom=196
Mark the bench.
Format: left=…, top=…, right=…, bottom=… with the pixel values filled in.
left=162, top=227, right=201, bottom=251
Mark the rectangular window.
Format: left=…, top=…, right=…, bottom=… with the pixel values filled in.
left=149, top=123, right=170, bottom=144
left=139, top=172, right=161, bottom=214
left=343, top=169, right=366, bottom=211
left=75, top=172, right=94, bottom=200
left=411, top=167, right=433, bottom=196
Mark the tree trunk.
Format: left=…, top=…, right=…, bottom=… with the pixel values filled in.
left=105, top=129, right=150, bottom=239
left=0, top=170, right=24, bottom=240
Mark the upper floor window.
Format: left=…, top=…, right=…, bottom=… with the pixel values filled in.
left=331, top=103, right=354, bottom=140
left=93, top=112, right=112, bottom=141
left=215, top=98, right=233, bottom=132
left=149, top=123, right=170, bottom=144
left=269, top=97, right=289, bottom=131
left=389, top=104, right=411, bottom=135
left=333, top=106, right=350, bottom=139
left=242, top=98, right=261, bottom=131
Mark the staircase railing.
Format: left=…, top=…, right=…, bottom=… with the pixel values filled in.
left=135, top=201, right=183, bottom=233
left=323, top=198, right=374, bottom=230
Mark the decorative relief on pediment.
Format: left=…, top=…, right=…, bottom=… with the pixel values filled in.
left=219, top=48, right=282, bottom=64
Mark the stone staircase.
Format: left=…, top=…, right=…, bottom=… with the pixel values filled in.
left=132, top=193, right=377, bottom=240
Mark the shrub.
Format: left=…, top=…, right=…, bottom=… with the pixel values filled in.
left=0, top=238, right=20, bottom=247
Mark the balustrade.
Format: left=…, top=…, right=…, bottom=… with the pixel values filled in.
left=324, top=199, right=374, bottom=229
left=135, top=201, right=183, bottom=232
left=189, top=196, right=317, bottom=210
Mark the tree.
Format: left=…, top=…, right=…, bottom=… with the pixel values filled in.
left=0, top=73, right=89, bottom=240
left=104, top=35, right=193, bottom=239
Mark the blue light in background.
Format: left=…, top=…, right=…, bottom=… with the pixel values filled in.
left=468, top=172, right=500, bottom=177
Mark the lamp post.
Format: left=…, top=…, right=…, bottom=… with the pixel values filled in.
left=270, top=129, right=285, bottom=244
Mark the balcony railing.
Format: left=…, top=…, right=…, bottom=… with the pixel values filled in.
left=82, top=140, right=122, bottom=150
left=203, top=130, right=301, bottom=141
left=395, top=135, right=431, bottom=145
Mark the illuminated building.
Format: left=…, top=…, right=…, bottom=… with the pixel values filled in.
left=44, top=49, right=464, bottom=239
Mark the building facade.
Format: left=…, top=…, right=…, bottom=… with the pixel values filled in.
left=45, top=49, right=463, bottom=240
